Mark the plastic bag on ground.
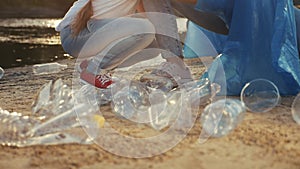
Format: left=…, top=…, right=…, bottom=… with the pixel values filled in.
left=187, top=0, right=300, bottom=95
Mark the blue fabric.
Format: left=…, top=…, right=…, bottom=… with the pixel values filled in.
left=183, top=21, right=226, bottom=58
left=192, top=0, right=300, bottom=95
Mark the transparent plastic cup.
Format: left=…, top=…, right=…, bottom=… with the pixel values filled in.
left=240, top=79, right=280, bottom=113
left=292, top=93, right=300, bottom=124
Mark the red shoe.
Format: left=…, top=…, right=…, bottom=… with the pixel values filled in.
left=80, top=70, right=113, bottom=88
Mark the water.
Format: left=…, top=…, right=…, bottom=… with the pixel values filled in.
left=0, top=18, right=70, bottom=68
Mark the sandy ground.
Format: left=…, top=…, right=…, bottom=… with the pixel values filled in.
left=0, top=57, right=299, bottom=169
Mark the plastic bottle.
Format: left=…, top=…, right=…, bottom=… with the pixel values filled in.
left=292, top=93, right=300, bottom=124
left=111, top=81, right=151, bottom=121
left=30, top=104, right=93, bottom=137
left=32, top=62, right=67, bottom=75
left=148, top=90, right=179, bottom=130
left=0, top=108, right=39, bottom=147
left=183, top=78, right=218, bottom=106
left=200, top=99, right=246, bottom=138
left=0, top=67, right=4, bottom=79
left=31, top=79, right=75, bottom=119
left=0, top=106, right=101, bottom=147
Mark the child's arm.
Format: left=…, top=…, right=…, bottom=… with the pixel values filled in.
left=136, top=0, right=145, bottom=13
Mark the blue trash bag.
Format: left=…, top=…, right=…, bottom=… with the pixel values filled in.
left=189, top=0, right=300, bottom=95
left=183, top=21, right=226, bottom=58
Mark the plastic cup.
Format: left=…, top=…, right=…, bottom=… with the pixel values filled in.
left=240, top=79, right=280, bottom=113
left=292, top=93, right=300, bottom=124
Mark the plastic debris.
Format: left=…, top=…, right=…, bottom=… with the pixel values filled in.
left=32, top=62, right=67, bottom=75
left=111, top=80, right=150, bottom=121
left=0, top=79, right=105, bottom=147
left=292, top=93, right=300, bottom=124
left=200, top=99, right=246, bottom=138
left=0, top=67, right=4, bottom=79
left=148, top=78, right=221, bottom=131
left=0, top=108, right=39, bottom=147
left=111, top=77, right=220, bottom=131
left=148, top=90, right=180, bottom=130
left=240, top=79, right=280, bottom=113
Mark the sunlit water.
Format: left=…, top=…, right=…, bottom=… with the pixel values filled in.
left=0, top=18, right=70, bottom=68
left=0, top=18, right=61, bottom=44
left=0, top=18, right=61, bottom=28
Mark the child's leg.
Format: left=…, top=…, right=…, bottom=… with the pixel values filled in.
left=79, top=17, right=155, bottom=74
left=78, top=17, right=155, bottom=59
left=86, top=33, right=155, bottom=73
left=59, top=25, right=91, bottom=58
left=117, top=40, right=161, bottom=68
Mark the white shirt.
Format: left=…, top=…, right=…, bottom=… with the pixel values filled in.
left=55, top=0, right=138, bottom=32
left=92, top=0, right=138, bottom=19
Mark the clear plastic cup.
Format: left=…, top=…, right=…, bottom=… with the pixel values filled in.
left=292, top=93, right=300, bottom=124
left=240, top=79, right=280, bottom=113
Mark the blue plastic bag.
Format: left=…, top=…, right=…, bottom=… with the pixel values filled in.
left=186, top=0, right=300, bottom=95
left=183, top=21, right=226, bottom=58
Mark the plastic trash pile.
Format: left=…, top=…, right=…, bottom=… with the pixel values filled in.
left=0, top=79, right=105, bottom=147
left=110, top=78, right=217, bottom=131
left=0, top=68, right=300, bottom=147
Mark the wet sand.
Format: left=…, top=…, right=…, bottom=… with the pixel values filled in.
left=0, top=58, right=299, bottom=169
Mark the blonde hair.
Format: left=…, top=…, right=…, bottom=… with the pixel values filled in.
left=71, top=0, right=93, bottom=36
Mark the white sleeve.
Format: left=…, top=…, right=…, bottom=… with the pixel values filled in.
left=55, top=0, right=89, bottom=32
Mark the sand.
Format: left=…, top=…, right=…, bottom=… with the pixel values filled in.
left=0, top=57, right=299, bottom=169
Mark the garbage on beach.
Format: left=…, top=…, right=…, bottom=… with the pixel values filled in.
left=0, top=74, right=297, bottom=147
left=111, top=77, right=220, bottom=131
left=240, top=79, right=280, bottom=113
left=32, top=62, right=67, bottom=75
left=292, top=93, right=300, bottom=124
left=200, top=99, right=246, bottom=138
left=0, top=79, right=105, bottom=147
left=0, top=67, right=4, bottom=79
